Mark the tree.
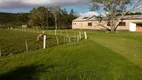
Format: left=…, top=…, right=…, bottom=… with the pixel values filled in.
left=69, top=9, right=77, bottom=25
left=59, top=8, right=68, bottom=27
left=58, top=8, right=77, bottom=29
left=70, top=9, right=75, bottom=15
left=51, top=6, right=60, bottom=30
left=28, top=6, right=48, bottom=29
left=46, top=7, right=49, bottom=29
left=0, top=12, right=29, bottom=28
left=91, top=0, right=142, bottom=32
left=0, top=8, right=77, bottom=29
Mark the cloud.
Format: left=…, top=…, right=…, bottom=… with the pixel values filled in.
left=0, top=0, right=90, bottom=9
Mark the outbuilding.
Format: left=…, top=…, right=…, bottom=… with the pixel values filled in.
left=72, top=15, right=142, bottom=32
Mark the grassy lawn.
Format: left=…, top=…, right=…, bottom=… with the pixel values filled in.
left=87, top=31, right=142, bottom=67
left=0, top=29, right=142, bottom=80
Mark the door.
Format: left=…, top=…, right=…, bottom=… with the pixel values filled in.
left=136, top=24, right=142, bottom=32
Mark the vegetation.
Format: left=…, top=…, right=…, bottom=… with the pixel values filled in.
left=0, top=29, right=65, bottom=56
left=0, top=30, right=142, bottom=80
left=126, top=12, right=142, bottom=15
left=28, top=7, right=48, bottom=29
left=0, top=7, right=77, bottom=29
left=28, top=6, right=77, bottom=29
left=91, top=0, right=142, bottom=32
left=0, top=12, right=29, bottom=28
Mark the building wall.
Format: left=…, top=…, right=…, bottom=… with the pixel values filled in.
left=72, top=21, right=107, bottom=30
left=72, top=20, right=142, bottom=31
left=72, top=22, right=83, bottom=29
left=128, top=20, right=142, bottom=32
left=117, top=20, right=129, bottom=30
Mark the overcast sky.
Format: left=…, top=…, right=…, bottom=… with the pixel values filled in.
left=0, top=0, right=90, bottom=9
left=0, top=0, right=94, bottom=16
left=0, top=0, right=141, bottom=16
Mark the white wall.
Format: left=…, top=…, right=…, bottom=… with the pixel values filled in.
left=129, top=22, right=136, bottom=32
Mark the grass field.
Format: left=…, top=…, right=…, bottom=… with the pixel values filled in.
left=0, top=29, right=65, bottom=56
left=0, top=29, right=142, bottom=80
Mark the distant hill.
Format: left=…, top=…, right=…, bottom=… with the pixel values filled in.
left=0, top=12, right=29, bottom=28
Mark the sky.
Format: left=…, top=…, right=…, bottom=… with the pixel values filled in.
left=0, top=0, right=96, bottom=16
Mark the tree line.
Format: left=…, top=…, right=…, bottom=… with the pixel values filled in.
left=0, top=12, right=29, bottom=28
left=0, top=6, right=77, bottom=29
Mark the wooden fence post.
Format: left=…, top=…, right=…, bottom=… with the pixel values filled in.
left=56, top=36, right=59, bottom=45
left=55, top=29, right=57, bottom=35
left=66, top=32, right=69, bottom=43
left=79, top=31, right=82, bottom=40
left=25, top=40, right=29, bottom=52
left=77, top=35, right=79, bottom=43
left=43, top=35, right=46, bottom=49
left=69, top=37, right=71, bottom=43
left=84, top=31, right=88, bottom=39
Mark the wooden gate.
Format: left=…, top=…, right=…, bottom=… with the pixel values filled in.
left=136, top=24, right=142, bottom=32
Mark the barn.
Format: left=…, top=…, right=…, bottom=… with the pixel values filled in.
left=72, top=15, right=142, bottom=32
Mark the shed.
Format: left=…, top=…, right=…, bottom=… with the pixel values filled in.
left=72, top=15, right=142, bottom=32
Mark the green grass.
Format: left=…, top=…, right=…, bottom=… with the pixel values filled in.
left=87, top=31, right=142, bottom=67
left=0, top=29, right=65, bottom=56
left=0, top=29, right=142, bottom=80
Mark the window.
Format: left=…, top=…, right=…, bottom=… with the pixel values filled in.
left=119, top=22, right=126, bottom=26
left=88, top=23, right=92, bottom=26
left=137, top=24, right=142, bottom=27
left=107, top=22, right=126, bottom=26
left=73, top=23, right=76, bottom=25
left=107, top=22, right=111, bottom=26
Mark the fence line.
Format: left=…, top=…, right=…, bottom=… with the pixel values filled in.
left=0, top=29, right=88, bottom=56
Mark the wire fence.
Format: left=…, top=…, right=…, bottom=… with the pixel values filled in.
left=0, top=28, right=88, bottom=57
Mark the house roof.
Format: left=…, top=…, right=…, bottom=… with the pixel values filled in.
left=73, top=15, right=98, bottom=22
left=73, top=15, right=142, bottom=22
left=122, top=15, right=142, bottom=20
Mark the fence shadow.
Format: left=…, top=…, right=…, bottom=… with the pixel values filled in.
left=0, top=65, right=39, bottom=80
